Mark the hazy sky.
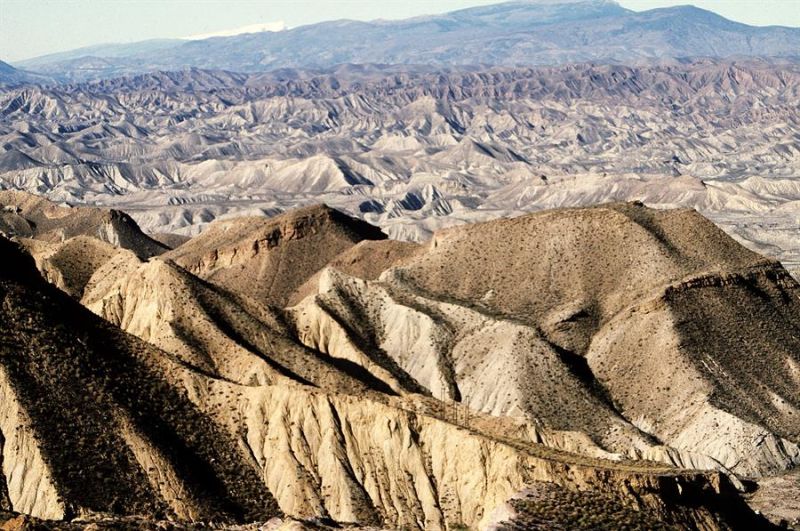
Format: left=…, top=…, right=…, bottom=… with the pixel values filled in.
left=2, top=0, right=799, bottom=63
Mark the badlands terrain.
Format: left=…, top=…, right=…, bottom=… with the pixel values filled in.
left=1, top=1, right=799, bottom=528
left=0, top=192, right=798, bottom=529
left=1, top=61, right=799, bottom=279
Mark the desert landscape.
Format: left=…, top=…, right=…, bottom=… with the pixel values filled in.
left=2, top=61, right=799, bottom=280
left=0, top=0, right=799, bottom=529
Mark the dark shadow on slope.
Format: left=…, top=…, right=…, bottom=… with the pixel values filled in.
left=317, top=294, right=430, bottom=396
left=0, top=237, right=280, bottom=522
left=185, top=268, right=398, bottom=395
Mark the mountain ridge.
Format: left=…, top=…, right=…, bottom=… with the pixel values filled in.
left=9, top=0, right=800, bottom=83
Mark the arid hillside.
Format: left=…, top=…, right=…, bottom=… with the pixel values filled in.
left=0, top=237, right=279, bottom=524
left=0, top=197, right=794, bottom=528
left=286, top=202, right=800, bottom=480
left=163, top=204, right=387, bottom=307
left=0, top=190, right=167, bottom=258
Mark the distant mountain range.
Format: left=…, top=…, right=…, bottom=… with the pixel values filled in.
left=5, top=0, right=800, bottom=83
left=0, top=61, right=53, bottom=87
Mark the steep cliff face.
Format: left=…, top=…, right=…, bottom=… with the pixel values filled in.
left=170, top=365, right=766, bottom=531
left=0, top=366, right=63, bottom=520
